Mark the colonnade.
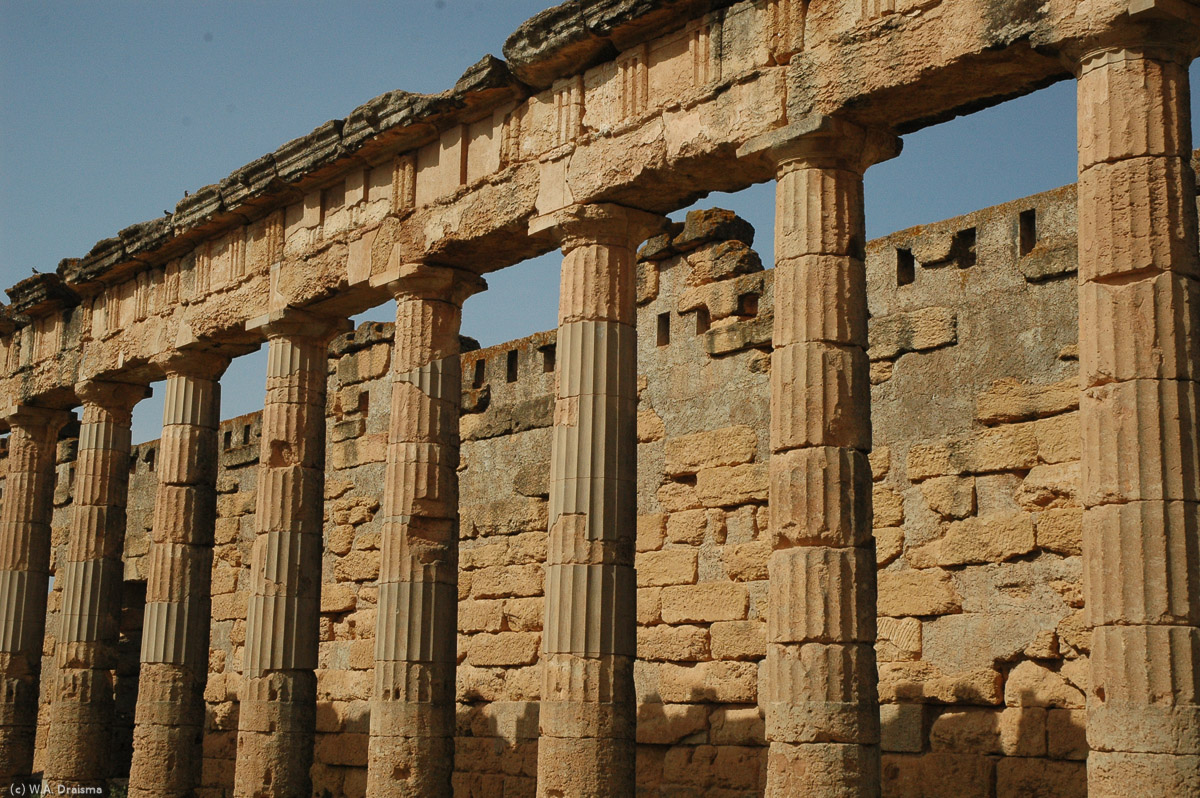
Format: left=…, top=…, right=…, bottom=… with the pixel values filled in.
left=0, top=22, right=1196, bottom=796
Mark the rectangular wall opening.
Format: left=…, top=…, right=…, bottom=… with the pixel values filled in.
left=955, top=227, right=977, bottom=269
left=657, top=312, right=671, bottom=346
left=223, top=430, right=232, bottom=450
left=506, top=349, right=519, bottom=383
left=472, top=359, right=486, bottom=389
left=541, top=344, right=556, bottom=373
left=1019, top=208, right=1037, bottom=256
left=695, top=306, right=710, bottom=335
left=242, top=424, right=252, bottom=446
left=738, top=293, right=759, bottom=317
left=897, top=248, right=916, bottom=286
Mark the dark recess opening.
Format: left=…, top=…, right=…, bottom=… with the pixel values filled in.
left=695, top=306, right=711, bottom=335
left=657, top=312, right=671, bottom=346
left=897, top=248, right=916, bottom=286
left=506, top=350, right=519, bottom=383
left=472, top=359, right=486, bottom=389
left=955, top=227, right=977, bottom=268
left=242, top=424, right=252, bottom=446
left=541, top=345, right=556, bottom=373
left=738, top=293, right=759, bottom=317
left=1019, top=208, right=1038, bottom=256
left=223, top=429, right=232, bottom=450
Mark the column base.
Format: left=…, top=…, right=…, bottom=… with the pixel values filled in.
left=1088, top=751, right=1200, bottom=797
left=366, top=732, right=454, bottom=798
left=764, top=742, right=881, bottom=798
left=535, top=735, right=635, bottom=798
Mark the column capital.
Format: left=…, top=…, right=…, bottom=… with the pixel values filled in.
left=74, top=378, right=150, bottom=415
left=151, top=349, right=231, bottom=381
left=529, top=203, right=668, bottom=253
left=1060, top=0, right=1200, bottom=70
left=246, top=307, right=353, bottom=342
left=739, top=115, right=901, bottom=174
left=370, top=262, right=487, bottom=306
left=0, top=404, right=71, bottom=432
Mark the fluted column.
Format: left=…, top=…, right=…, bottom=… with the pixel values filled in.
left=129, top=354, right=227, bottom=798
left=1073, top=25, right=1200, bottom=795
left=742, top=117, right=898, bottom=797
left=0, top=405, right=69, bottom=791
left=44, top=379, right=147, bottom=792
left=531, top=203, right=664, bottom=798
left=234, top=309, right=349, bottom=798
left=367, top=264, right=484, bottom=798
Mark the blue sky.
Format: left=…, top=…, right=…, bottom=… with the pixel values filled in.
left=2, top=1, right=1197, bottom=441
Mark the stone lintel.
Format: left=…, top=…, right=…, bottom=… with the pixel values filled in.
left=0, top=404, right=71, bottom=430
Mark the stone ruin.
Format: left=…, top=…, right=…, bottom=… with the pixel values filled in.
left=1, top=1, right=1199, bottom=796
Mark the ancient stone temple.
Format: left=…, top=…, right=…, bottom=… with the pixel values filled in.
left=1, top=1, right=1198, bottom=796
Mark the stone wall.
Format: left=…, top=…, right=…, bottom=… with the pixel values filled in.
left=10, top=174, right=1192, bottom=795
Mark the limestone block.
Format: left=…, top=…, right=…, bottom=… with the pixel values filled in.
left=879, top=703, right=925, bottom=753
left=1087, top=751, right=1200, bottom=797
left=635, top=549, right=698, bottom=587
left=770, top=342, right=870, bottom=451
left=467, top=632, right=541, bottom=667
left=636, top=624, right=708, bottom=662
left=469, top=564, right=543, bottom=599
left=868, top=306, right=957, bottom=361
left=882, top=752, right=995, bottom=798
left=907, top=512, right=1035, bottom=568
left=458, top=600, right=503, bottom=634
left=873, top=485, right=904, bottom=527
left=876, top=617, right=921, bottom=662
left=874, top=527, right=903, bottom=566
left=722, top=540, right=770, bottom=582
left=663, top=425, right=757, bottom=476
left=636, top=514, right=665, bottom=552
left=1036, top=507, right=1082, bottom=556
left=767, top=547, right=875, bottom=644
left=710, top=620, right=766, bottom=661
left=1077, top=156, right=1199, bottom=281
left=658, top=661, right=758, bottom=703
left=665, top=509, right=710, bottom=544
left=878, top=662, right=1003, bottom=705
left=1004, top=661, right=1084, bottom=709
left=769, top=447, right=872, bottom=547
left=1014, top=462, right=1080, bottom=510
left=929, top=706, right=1046, bottom=756
left=660, top=583, right=749, bottom=624
left=877, top=569, right=961, bottom=617
left=975, top=377, right=1078, bottom=424
left=1081, top=378, right=1200, bottom=505
left=772, top=255, right=867, bottom=348
left=920, top=476, right=976, bottom=520
left=1047, top=709, right=1088, bottom=760
left=907, top=425, right=1038, bottom=481
left=694, top=463, right=769, bottom=506
left=1000, top=760, right=1090, bottom=798
left=636, top=409, right=664, bottom=442
left=634, top=702, right=708, bottom=744
left=1080, top=272, right=1200, bottom=384
left=1077, top=49, right=1191, bottom=169
left=709, top=705, right=765, bottom=746
left=502, top=597, right=543, bottom=633
left=1084, top=502, right=1199, bottom=625
left=1032, top=412, right=1081, bottom=464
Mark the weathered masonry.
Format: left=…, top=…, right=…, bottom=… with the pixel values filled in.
left=1, top=0, right=1199, bottom=796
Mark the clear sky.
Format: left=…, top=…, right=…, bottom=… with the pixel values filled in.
left=2, top=1, right=1197, bottom=441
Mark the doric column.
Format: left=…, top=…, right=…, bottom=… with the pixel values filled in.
left=1072, top=21, right=1200, bottom=795
left=742, top=117, right=898, bottom=797
left=366, top=263, right=484, bottom=798
left=0, top=405, right=69, bottom=791
left=530, top=203, right=664, bottom=798
left=234, top=309, right=349, bottom=798
left=44, top=379, right=148, bottom=792
left=129, top=354, right=228, bottom=798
